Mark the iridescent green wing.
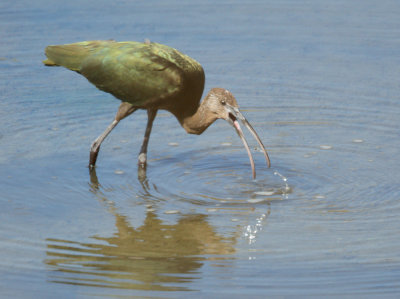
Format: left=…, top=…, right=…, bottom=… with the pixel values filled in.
left=80, top=42, right=184, bottom=107
left=44, top=41, right=112, bottom=71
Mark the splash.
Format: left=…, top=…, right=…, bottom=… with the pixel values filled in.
left=243, top=212, right=268, bottom=245
left=273, top=170, right=290, bottom=197
left=243, top=168, right=290, bottom=245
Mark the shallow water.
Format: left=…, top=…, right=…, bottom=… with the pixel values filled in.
left=1, top=0, right=400, bottom=297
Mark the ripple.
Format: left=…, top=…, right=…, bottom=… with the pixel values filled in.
left=2, top=0, right=400, bottom=296
left=146, top=147, right=292, bottom=209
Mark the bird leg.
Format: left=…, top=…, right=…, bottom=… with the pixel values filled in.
left=138, top=109, right=157, bottom=167
left=89, top=119, right=118, bottom=169
left=89, top=102, right=137, bottom=169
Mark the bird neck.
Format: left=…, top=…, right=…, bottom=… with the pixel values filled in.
left=179, top=98, right=217, bottom=135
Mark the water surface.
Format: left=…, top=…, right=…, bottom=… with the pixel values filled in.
left=1, top=0, right=400, bottom=297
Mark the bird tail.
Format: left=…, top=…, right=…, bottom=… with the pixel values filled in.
left=43, top=41, right=110, bottom=72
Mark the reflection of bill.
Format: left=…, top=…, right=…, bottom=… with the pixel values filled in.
left=44, top=170, right=237, bottom=291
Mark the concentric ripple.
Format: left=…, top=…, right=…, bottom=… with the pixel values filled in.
left=144, top=146, right=292, bottom=207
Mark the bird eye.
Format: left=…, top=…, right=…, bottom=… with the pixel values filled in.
left=221, top=100, right=226, bottom=105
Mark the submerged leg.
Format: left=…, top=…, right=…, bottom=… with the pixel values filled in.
left=89, top=102, right=137, bottom=169
left=138, top=109, right=157, bottom=167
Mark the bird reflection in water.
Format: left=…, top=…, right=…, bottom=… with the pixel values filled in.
left=45, top=169, right=237, bottom=291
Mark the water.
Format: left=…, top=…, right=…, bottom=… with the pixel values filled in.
left=1, top=0, right=400, bottom=297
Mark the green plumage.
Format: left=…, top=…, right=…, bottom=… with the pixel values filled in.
left=43, top=40, right=205, bottom=116
left=43, top=40, right=271, bottom=175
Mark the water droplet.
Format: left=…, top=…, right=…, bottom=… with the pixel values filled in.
left=274, top=170, right=289, bottom=191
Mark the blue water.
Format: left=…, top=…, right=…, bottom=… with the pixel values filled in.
left=1, top=0, right=400, bottom=297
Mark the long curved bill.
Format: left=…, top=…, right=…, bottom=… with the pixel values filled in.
left=228, top=106, right=271, bottom=179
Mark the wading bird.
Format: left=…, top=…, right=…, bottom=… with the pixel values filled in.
left=43, top=40, right=270, bottom=178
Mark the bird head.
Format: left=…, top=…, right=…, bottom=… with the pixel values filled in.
left=205, top=88, right=238, bottom=119
left=205, top=88, right=271, bottom=179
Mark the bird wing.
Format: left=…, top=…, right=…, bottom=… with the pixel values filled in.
left=79, top=42, right=184, bottom=107
left=44, top=41, right=111, bottom=71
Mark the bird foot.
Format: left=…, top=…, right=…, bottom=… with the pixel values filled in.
left=138, top=153, right=147, bottom=168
